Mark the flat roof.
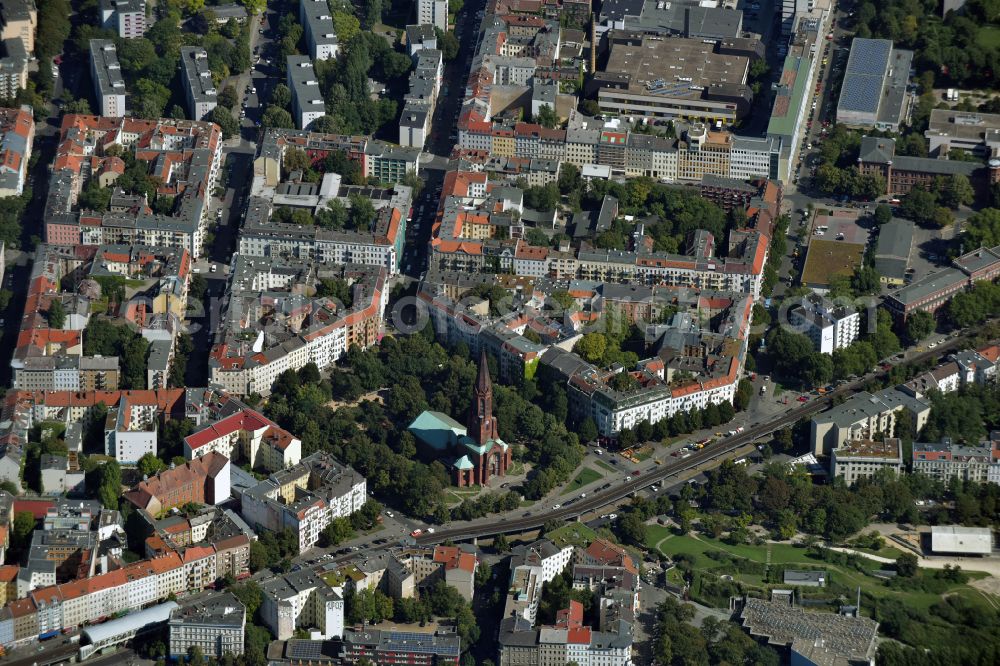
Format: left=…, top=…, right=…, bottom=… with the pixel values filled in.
left=767, top=52, right=812, bottom=139
left=833, top=438, right=902, bottom=461
left=300, top=0, right=338, bottom=49
left=602, top=36, right=749, bottom=96
left=90, top=39, right=126, bottom=97
left=931, top=525, right=992, bottom=554
left=877, top=48, right=913, bottom=127
left=800, top=240, right=865, bottom=287
left=927, top=108, right=1000, bottom=143
left=886, top=267, right=967, bottom=306
left=180, top=47, right=217, bottom=105
left=287, top=55, right=325, bottom=106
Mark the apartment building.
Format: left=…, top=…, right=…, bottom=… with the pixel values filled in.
left=240, top=452, right=366, bottom=553
left=287, top=56, right=326, bottom=129
left=209, top=258, right=387, bottom=396
left=180, top=47, right=218, bottom=121
left=0, top=0, right=36, bottom=52
left=831, top=438, right=904, bottom=485
left=912, top=434, right=1000, bottom=485
left=183, top=406, right=302, bottom=472
left=105, top=395, right=158, bottom=464
left=399, top=49, right=442, bottom=150
left=810, top=389, right=931, bottom=455
left=0, top=538, right=250, bottom=651
left=342, top=628, right=461, bottom=665
left=300, top=0, right=339, bottom=60
left=90, top=40, right=127, bottom=117
left=0, top=0, right=35, bottom=98
left=43, top=115, right=223, bottom=258
left=260, top=569, right=344, bottom=640
left=168, top=593, right=246, bottom=659
left=0, top=104, right=33, bottom=198
left=99, top=0, right=147, bottom=38
left=405, top=23, right=437, bottom=57
left=460, top=118, right=778, bottom=183
left=789, top=293, right=861, bottom=355
left=417, top=0, right=447, bottom=31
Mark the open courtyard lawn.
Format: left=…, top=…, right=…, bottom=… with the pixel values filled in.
left=547, top=522, right=600, bottom=549
left=561, top=467, right=603, bottom=496
left=648, top=531, right=989, bottom=612
left=978, top=26, right=1000, bottom=48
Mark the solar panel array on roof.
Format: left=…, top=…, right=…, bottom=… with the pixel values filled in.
left=286, top=639, right=338, bottom=660
left=847, top=39, right=891, bottom=76
left=384, top=631, right=461, bottom=656
left=382, top=631, right=460, bottom=657
left=837, top=38, right=893, bottom=116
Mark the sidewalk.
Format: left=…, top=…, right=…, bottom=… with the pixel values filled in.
left=829, top=545, right=1000, bottom=576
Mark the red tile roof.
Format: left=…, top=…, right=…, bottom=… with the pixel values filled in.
left=184, top=408, right=273, bottom=450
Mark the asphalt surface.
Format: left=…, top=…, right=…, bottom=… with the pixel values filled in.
left=414, top=332, right=973, bottom=547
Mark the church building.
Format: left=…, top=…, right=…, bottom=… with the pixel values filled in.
left=408, top=351, right=512, bottom=487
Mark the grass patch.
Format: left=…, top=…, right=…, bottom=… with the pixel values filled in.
left=594, top=459, right=617, bottom=474
left=978, top=26, right=1000, bottom=48
left=547, top=522, right=600, bottom=549
left=633, top=445, right=655, bottom=462
left=562, top=467, right=603, bottom=496
left=647, top=532, right=987, bottom=612
left=508, top=461, right=525, bottom=475
left=850, top=545, right=905, bottom=560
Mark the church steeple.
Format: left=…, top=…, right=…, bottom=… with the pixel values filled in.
left=469, top=349, right=498, bottom=445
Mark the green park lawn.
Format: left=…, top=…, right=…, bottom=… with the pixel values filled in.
left=561, top=467, right=603, bottom=496
left=647, top=528, right=989, bottom=613
left=594, top=459, right=618, bottom=474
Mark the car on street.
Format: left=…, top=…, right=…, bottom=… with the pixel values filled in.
left=410, top=529, right=422, bottom=537
left=797, top=395, right=809, bottom=402
left=552, top=503, right=561, bottom=509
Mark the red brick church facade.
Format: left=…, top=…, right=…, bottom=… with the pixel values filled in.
left=454, top=352, right=512, bottom=487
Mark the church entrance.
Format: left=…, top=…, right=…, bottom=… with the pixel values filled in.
left=490, top=452, right=502, bottom=477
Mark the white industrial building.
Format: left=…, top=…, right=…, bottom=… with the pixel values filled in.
left=930, top=525, right=993, bottom=556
